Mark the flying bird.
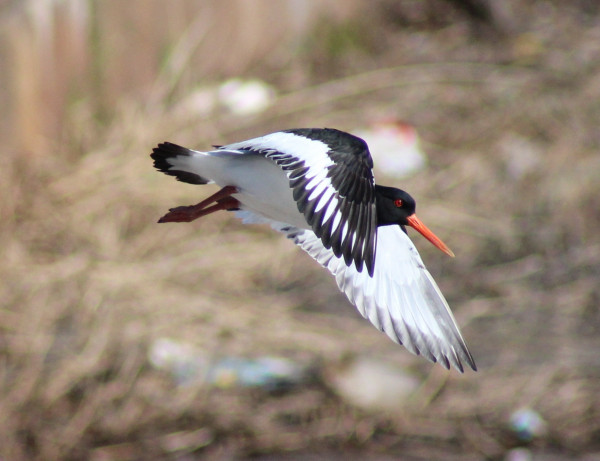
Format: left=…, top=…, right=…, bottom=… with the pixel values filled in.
left=150, top=128, right=476, bottom=372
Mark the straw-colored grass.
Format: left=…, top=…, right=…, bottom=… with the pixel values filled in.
left=1, top=1, right=600, bottom=459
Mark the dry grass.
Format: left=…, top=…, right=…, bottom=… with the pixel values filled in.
left=1, top=1, right=600, bottom=460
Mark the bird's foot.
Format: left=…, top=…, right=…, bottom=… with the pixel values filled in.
left=158, top=185, right=239, bottom=223
left=158, top=205, right=201, bottom=223
left=158, top=196, right=240, bottom=223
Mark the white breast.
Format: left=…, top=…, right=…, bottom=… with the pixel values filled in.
left=206, top=154, right=309, bottom=229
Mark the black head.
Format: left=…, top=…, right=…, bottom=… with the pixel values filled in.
left=375, top=185, right=416, bottom=226
left=374, top=185, right=455, bottom=257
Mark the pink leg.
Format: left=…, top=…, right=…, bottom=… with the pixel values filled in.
left=158, top=186, right=240, bottom=223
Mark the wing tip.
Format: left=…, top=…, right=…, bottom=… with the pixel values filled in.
left=389, top=327, right=477, bottom=373
left=464, top=352, right=478, bottom=372
left=446, top=348, right=477, bottom=373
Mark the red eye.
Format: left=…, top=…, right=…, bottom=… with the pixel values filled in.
left=394, top=199, right=403, bottom=207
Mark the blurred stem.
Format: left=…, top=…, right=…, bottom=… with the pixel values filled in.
left=88, top=0, right=109, bottom=125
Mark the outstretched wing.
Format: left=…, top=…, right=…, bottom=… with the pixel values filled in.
left=234, top=209, right=476, bottom=372
left=292, top=224, right=476, bottom=371
left=223, top=128, right=378, bottom=276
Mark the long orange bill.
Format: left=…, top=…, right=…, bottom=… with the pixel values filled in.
left=406, top=214, right=455, bottom=257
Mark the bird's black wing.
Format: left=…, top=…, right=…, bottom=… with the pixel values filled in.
left=223, top=128, right=378, bottom=276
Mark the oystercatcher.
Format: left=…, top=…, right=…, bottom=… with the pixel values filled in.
left=151, top=128, right=476, bottom=371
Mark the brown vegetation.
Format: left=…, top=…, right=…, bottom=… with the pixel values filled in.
left=1, top=1, right=599, bottom=459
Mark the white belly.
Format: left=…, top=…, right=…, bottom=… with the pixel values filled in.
left=202, top=154, right=309, bottom=229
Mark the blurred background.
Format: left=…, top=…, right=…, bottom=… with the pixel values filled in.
left=1, top=0, right=600, bottom=459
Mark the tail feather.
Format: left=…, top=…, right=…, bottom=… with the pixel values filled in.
left=151, top=142, right=210, bottom=185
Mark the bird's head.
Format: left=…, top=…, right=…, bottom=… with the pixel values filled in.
left=375, top=185, right=455, bottom=257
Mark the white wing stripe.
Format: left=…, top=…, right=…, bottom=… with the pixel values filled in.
left=329, top=210, right=342, bottom=234
left=321, top=201, right=338, bottom=224
left=304, top=176, right=320, bottom=189
left=339, top=221, right=349, bottom=244
left=315, top=189, right=335, bottom=214
left=224, top=131, right=333, bottom=168
left=307, top=179, right=329, bottom=201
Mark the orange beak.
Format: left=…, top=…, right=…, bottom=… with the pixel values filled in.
left=406, top=214, right=455, bottom=257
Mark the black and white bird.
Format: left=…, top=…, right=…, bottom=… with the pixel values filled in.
left=150, top=128, right=476, bottom=372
